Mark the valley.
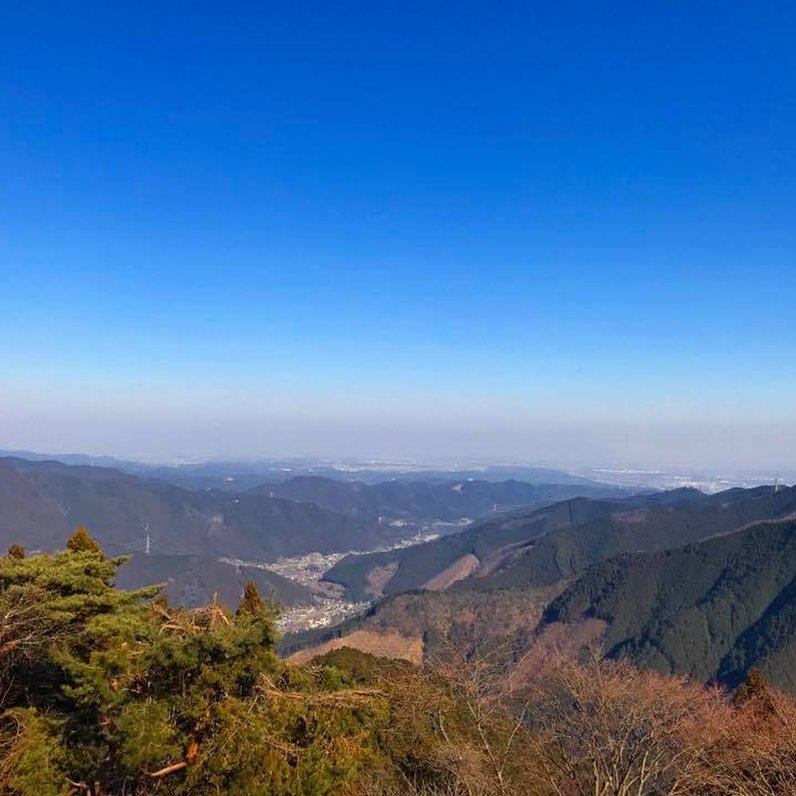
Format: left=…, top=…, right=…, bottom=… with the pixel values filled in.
left=222, top=528, right=442, bottom=631
left=1, top=454, right=629, bottom=630
left=283, top=480, right=796, bottom=694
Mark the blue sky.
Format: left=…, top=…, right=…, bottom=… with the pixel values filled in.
left=1, top=2, right=794, bottom=466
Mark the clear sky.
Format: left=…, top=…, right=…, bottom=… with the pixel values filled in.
left=1, top=2, right=794, bottom=468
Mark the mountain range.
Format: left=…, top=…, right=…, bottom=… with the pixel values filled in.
left=260, top=474, right=624, bottom=523
left=324, top=485, right=796, bottom=600
left=0, top=450, right=602, bottom=491
left=289, top=482, right=796, bottom=692
left=11, top=450, right=796, bottom=692
left=0, top=455, right=623, bottom=607
left=0, top=457, right=382, bottom=560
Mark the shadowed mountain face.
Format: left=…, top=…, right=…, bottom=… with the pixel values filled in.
left=544, top=516, right=796, bottom=692
left=114, top=553, right=314, bottom=608
left=0, top=456, right=623, bottom=613
left=0, top=457, right=387, bottom=560
left=323, top=496, right=634, bottom=600
left=463, top=484, right=796, bottom=592
left=259, top=475, right=626, bottom=523
left=324, top=485, right=796, bottom=601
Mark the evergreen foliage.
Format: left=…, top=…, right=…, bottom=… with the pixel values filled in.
left=237, top=580, right=266, bottom=616
left=0, top=537, right=535, bottom=795
left=545, top=518, right=796, bottom=690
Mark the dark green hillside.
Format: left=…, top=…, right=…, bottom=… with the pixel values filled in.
left=0, top=457, right=386, bottom=561
left=465, top=484, right=796, bottom=592
left=114, top=553, right=314, bottom=608
left=544, top=517, right=796, bottom=691
left=324, top=497, right=632, bottom=600
left=262, top=475, right=626, bottom=522
left=292, top=486, right=796, bottom=692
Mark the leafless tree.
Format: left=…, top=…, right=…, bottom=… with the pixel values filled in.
left=524, top=654, right=728, bottom=796
left=693, top=684, right=796, bottom=795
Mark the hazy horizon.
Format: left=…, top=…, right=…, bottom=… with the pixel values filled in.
left=2, top=4, right=794, bottom=471
left=2, top=403, right=794, bottom=473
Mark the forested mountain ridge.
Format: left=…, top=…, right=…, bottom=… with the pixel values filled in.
left=290, top=485, right=796, bottom=687
left=324, top=484, right=796, bottom=601
left=543, top=514, right=796, bottom=691
left=465, top=483, right=796, bottom=592
left=258, top=475, right=626, bottom=522
left=0, top=457, right=383, bottom=560
left=322, top=496, right=626, bottom=600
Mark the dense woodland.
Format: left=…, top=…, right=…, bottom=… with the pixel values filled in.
left=3, top=529, right=796, bottom=795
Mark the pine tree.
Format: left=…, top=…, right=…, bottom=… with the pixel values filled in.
left=66, top=525, right=102, bottom=554
left=237, top=580, right=265, bottom=616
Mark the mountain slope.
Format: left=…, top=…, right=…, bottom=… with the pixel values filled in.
left=114, top=552, right=314, bottom=608
left=280, top=584, right=562, bottom=663
left=304, top=486, right=796, bottom=675
left=544, top=515, right=796, bottom=691
left=464, top=484, right=796, bottom=593
left=0, top=457, right=386, bottom=560
left=260, top=475, right=626, bottom=522
left=323, top=490, right=729, bottom=601
left=323, top=496, right=636, bottom=600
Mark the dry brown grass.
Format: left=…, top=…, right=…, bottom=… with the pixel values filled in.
left=365, top=561, right=399, bottom=598
left=422, top=554, right=480, bottom=591
left=288, top=629, right=424, bottom=665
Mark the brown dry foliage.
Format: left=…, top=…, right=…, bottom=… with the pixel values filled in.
left=692, top=684, right=796, bottom=795
left=521, top=654, right=729, bottom=796
left=387, top=643, right=796, bottom=796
